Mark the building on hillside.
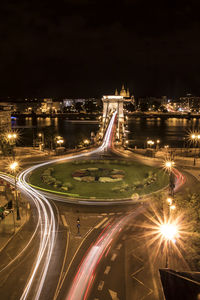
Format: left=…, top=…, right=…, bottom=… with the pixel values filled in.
left=138, top=96, right=167, bottom=111
left=0, top=104, right=11, bottom=132
left=38, top=99, right=62, bottom=113
left=180, top=94, right=200, bottom=111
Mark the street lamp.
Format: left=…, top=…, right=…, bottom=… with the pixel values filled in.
left=156, top=139, right=160, bottom=150
left=38, top=132, right=44, bottom=151
left=166, top=197, right=176, bottom=216
left=6, top=131, right=18, bottom=158
left=189, top=132, right=200, bottom=165
left=9, top=161, right=20, bottom=221
left=83, top=139, right=90, bottom=146
left=164, top=160, right=175, bottom=196
left=56, top=139, right=64, bottom=146
left=160, top=222, right=178, bottom=268
left=147, top=140, right=154, bottom=148
left=167, top=197, right=172, bottom=205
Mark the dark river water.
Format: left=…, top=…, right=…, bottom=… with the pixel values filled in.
left=127, top=117, right=199, bottom=148
left=12, top=116, right=200, bottom=148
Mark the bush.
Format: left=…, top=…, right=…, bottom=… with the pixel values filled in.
left=62, top=182, right=73, bottom=189
left=61, top=186, right=69, bottom=191
left=55, top=180, right=62, bottom=187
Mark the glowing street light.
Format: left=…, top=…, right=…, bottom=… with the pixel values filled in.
left=165, top=160, right=175, bottom=171
left=5, top=131, right=18, bottom=158
left=57, top=139, right=64, bottom=146
left=9, top=161, right=20, bottom=221
left=167, top=197, right=172, bottom=205
left=147, top=140, right=154, bottom=148
left=9, top=161, right=19, bottom=171
left=160, top=222, right=179, bottom=268
left=170, top=205, right=176, bottom=210
left=160, top=223, right=178, bottom=241
left=164, top=160, right=175, bottom=196
left=7, top=132, right=18, bottom=142
left=189, top=131, right=200, bottom=166
left=83, top=139, right=90, bottom=146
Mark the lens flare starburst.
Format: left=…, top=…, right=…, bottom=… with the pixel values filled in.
left=138, top=203, right=192, bottom=270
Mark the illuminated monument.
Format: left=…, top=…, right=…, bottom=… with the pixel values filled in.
left=115, top=84, right=130, bottom=98
left=102, top=85, right=133, bottom=140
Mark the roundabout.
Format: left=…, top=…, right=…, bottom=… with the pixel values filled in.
left=28, top=159, right=169, bottom=200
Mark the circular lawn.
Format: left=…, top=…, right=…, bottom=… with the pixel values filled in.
left=28, top=159, right=169, bottom=199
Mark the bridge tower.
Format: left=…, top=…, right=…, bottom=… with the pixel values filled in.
left=102, top=95, right=124, bottom=140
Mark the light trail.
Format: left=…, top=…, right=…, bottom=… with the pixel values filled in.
left=1, top=112, right=117, bottom=300
left=65, top=208, right=144, bottom=300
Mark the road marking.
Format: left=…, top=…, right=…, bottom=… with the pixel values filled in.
left=116, top=243, right=122, bottom=250
left=97, top=280, right=104, bottom=291
left=61, top=215, right=68, bottom=227
left=101, top=219, right=110, bottom=228
left=104, top=265, right=111, bottom=275
left=53, top=227, right=70, bottom=300
left=94, top=217, right=108, bottom=229
left=108, top=289, right=119, bottom=300
left=131, top=267, right=144, bottom=277
left=111, top=253, right=117, bottom=261
left=131, top=275, right=153, bottom=297
left=131, top=252, right=144, bottom=262
left=54, top=227, right=95, bottom=299
left=101, top=213, right=107, bottom=216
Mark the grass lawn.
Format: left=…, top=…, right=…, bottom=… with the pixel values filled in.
left=29, top=160, right=169, bottom=199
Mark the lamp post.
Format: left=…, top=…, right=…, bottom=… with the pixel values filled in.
left=83, top=139, right=90, bottom=147
left=56, top=139, right=64, bottom=147
left=165, top=160, right=175, bottom=197
left=9, top=161, right=20, bottom=221
left=38, top=132, right=44, bottom=151
left=156, top=139, right=160, bottom=150
left=147, top=140, right=154, bottom=148
left=190, top=132, right=200, bottom=165
left=166, top=197, right=176, bottom=217
left=160, top=222, right=178, bottom=268
left=6, top=132, right=18, bottom=158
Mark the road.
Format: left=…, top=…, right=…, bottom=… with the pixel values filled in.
left=0, top=111, right=190, bottom=300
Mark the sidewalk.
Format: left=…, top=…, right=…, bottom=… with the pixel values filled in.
left=0, top=180, right=30, bottom=252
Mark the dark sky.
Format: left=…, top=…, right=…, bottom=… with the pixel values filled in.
left=1, top=0, right=200, bottom=98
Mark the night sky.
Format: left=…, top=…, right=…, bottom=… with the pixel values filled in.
left=1, top=0, right=200, bottom=98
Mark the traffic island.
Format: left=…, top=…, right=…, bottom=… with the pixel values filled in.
left=28, top=159, right=169, bottom=201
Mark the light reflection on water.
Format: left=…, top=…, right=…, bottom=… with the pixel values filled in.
left=127, top=117, right=200, bottom=148
left=12, top=116, right=200, bottom=148
left=12, top=117, right=99, bottom=148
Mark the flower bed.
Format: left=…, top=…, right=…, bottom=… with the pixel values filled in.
left=72, top=167, right=125, bottom=182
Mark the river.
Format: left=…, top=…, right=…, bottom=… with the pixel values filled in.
left=11, top=116, right=199, bottom=148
